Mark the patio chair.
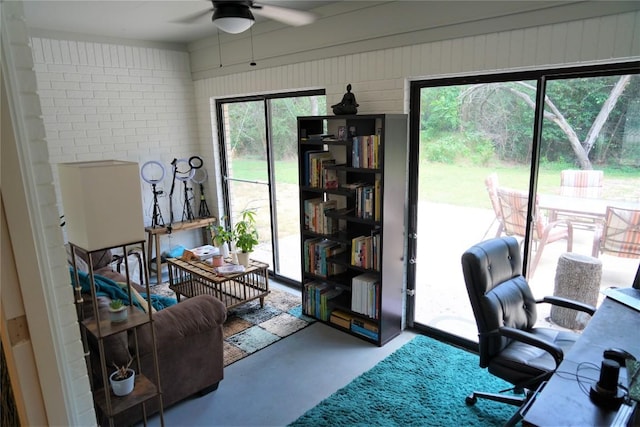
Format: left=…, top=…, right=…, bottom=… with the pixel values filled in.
left=482, top=173, right=503, bottom=239
left=496, top=187, right=573, bottom=276
left=560, top=169, right=603, bottom=198
left=592, top=206, right=640, bottom=259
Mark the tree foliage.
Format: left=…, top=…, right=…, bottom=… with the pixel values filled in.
left=223, top=96, right=326, bottom=161
left=421, top=74, right=639, bottom=168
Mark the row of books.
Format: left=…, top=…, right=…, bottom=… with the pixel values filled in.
left=341, top=180, right=381, bottom=220
left=351, top=273, right=380, bottom=318
left=351, top=233, right=381, bottom=271
left=329, top=310, right=379, bottom=341
left=303, top=282, right=343, bottom=321
left=352, top=135, right=380, bottom=169
left=304, top=150, right=338, bottom=189
left=303, top=237, right=347, bottom=278
left=304, top=198, right=340, bottom=234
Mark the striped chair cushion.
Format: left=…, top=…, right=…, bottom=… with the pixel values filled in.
left=560, top=170, right=603, bottom=198
left=600, top=206, right=640, bottom=258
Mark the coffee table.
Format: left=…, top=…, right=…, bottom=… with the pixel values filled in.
left=167, top=258, right=270, bottom=309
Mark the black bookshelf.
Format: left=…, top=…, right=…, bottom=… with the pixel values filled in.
left=297, top=114, right=408, bottom=346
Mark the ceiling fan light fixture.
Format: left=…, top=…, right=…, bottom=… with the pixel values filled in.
left=212, top=3, right=255, bottom=34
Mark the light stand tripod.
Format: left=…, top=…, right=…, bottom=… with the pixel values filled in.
left=141, top=160, right=166, bottom=228
left=192, top=167, right=211, bottom=218
left=150, top=183, right=165, bottom=228
left=181, top=180, right=195, bottom=222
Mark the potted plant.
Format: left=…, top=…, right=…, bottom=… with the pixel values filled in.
left=109, top=358, right=135, bottom=396
left=210, top=218, right=234, bottom=259
left=233, top=209, right=259, bottom=267
left=108, top=299, right=128, bottom=322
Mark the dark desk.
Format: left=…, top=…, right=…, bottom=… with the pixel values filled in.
left=523, top=296, right=640, bottom=426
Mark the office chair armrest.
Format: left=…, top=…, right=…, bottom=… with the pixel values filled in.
left=537, top=296, right=596, bottom=316
left=499, top=326, right=564, bottom=368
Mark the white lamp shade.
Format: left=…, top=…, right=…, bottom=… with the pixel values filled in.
left=59, top=160, right=145, bottom=251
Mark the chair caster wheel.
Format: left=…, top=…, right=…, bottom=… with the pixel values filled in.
left=465, top=395, right=477, bottom=406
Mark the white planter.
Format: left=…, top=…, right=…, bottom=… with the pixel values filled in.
left=109, top=369, right=135, bottom=396
left=108, top=306, right=128, bottom=323
left=218, top=242, right=230, bottom=258
left=237, top=251, right=251, bottom=267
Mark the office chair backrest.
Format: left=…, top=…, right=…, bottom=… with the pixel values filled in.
left=462, top=236, right=538, bottom=368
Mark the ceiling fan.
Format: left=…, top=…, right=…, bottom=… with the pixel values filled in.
left=177, top=1, right=318, bottom=34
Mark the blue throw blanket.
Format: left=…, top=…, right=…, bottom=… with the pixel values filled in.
left=70, top=267, right=176, bottom=311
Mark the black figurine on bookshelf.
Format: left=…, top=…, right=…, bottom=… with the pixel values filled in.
left=331, top=84, right=359, bottom=115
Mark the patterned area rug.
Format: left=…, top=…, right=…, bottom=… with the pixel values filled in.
left=151, top=283, right=314, bottom=367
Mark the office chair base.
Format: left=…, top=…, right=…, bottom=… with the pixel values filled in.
left=465, top=391, right=525, bottom=406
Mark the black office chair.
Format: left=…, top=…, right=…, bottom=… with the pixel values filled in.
left=461, top=237, right=596, bottom=423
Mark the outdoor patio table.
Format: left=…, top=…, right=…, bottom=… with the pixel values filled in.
left=538, top=194, right=640, bottom=227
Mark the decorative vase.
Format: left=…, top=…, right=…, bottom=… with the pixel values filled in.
left=237, top=251, right=251, bottom=267
left=109, top=369, right=135, bottom=396
left=108, top=306, right=128, bottom=323
left=219, top=242, right=230, bottom=258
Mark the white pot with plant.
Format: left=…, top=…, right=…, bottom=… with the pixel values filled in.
left=233, top=209, right=259, bottom=267
left=211, top=219, right=233, bottom=259
left=108, top=299, right=128, bottom=323
left=109, top=358, right=135, bottom=396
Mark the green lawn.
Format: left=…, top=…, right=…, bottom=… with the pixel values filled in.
left=232, top=159, right=639, bottom=211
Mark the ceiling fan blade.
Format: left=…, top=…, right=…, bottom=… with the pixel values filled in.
left=252, top=3, right=317, bottom=27
left=171, top=7, right=214, bottom=24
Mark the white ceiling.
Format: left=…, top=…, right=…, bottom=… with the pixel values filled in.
left=22, top=0, right=334, bottom=45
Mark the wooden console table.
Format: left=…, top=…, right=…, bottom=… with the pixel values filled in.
left=145, top=217, right=216, bottom=284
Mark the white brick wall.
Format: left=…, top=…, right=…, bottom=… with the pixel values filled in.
left=2, top=1, right=94, bottom=424
left=31, top=38, right=203, bottom=229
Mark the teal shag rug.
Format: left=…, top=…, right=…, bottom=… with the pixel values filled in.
left=290, top=335, right=517, bottom=426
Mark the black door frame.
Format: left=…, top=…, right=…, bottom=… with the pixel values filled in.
left=406, top=62, right=639, bottom=351
left=215, top=89, right=325, bottom=285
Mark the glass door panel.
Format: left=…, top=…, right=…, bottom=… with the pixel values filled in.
left=534, top=74, right=640, bottom=318
left=221, top=101, right=273, bottom=269
left=412, top=80, right=536, bottom=342
left=219, top=93, right=325, bottom=283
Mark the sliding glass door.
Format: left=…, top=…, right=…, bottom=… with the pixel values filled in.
left=217, top=92, right=326, bottom=283
left=408, top=76, right=537, bottom=343
left=408, top=65, right=640, bottom=345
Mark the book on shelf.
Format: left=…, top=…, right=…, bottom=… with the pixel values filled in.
left=351, top=135, right=380, bottom=168
left=304, top=281, right=343, bottom=321
left=307, top=133, right=334, bottom=141
left=351, top=272, right=380, bottom=318
left=329, top=310, right=352, bottom=329
left=323, top=167, right=338, bottom=189
left=304, top=198, right=339, bottom=235
left=350, top=232, right=380, bottom=270
left=304, top=237, right=346, bottom=277
left=351, top=317, right=379, bottom=340
left=305, top=150, right=333, bottom=187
